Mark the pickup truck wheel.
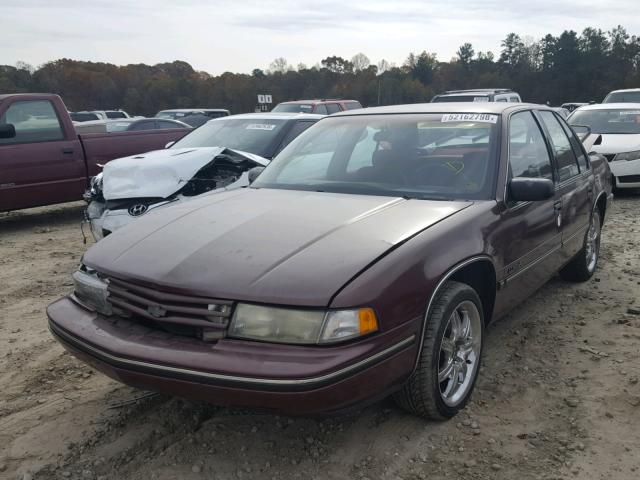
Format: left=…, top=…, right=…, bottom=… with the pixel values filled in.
left=394, top=281, right=484, bottom=420
left=560, top=210, right=601, bottom=282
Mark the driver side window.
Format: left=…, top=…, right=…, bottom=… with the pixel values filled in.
left=508, top=111, right=553, bottom=181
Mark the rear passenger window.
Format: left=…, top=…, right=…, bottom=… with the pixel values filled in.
left=129, top=121, right=155, bottom=131
left=344, top=102, right=363, bottom=110
left=325, top=104, right=341, bottom=115
left=509, top=96, right=519, bottom=102
left=539, top=111, right=580, bottom=181
left=0, top=100, right=64, bottom=145
left=508, top=111, right=553, bottom=181
left=314, top=104, right=328, bottom=115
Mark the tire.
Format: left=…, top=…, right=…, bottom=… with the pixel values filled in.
left=394, top=281, right=484, bottom=420
left=559, top=209, right=601, bottom=282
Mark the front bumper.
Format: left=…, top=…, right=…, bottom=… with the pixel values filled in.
left=47, top=297, right=418, bottom=414
left=610, top=158, right=640, bottom=189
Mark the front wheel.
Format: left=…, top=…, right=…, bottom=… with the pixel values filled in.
left=394, top=281, right=484, bottom=420
left=559, top=209, right=601, bottom=282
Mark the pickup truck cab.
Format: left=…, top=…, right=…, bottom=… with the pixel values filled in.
left=0, top=94, right=189, bottom=212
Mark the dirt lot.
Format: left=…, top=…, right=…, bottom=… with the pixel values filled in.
left=1, top=197, right=639, bottom=480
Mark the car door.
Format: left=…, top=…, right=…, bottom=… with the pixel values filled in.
left=0, top=99, right=85, bottom=211
left=495, top=110, right=562, bottom=309
left=536, top=110, right=592, bottom=262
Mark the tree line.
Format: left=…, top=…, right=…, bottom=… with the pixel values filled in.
left=1, top=26, right=639, bottom=116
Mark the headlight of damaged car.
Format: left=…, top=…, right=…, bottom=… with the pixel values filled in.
left=71, top=266, right=112, bottom=315
left=228, top=303, right=378, bottom=345
left=614, top=150, right=640, bottom=161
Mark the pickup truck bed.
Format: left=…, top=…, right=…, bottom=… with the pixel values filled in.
left=0, top=93, right=189, bottom=212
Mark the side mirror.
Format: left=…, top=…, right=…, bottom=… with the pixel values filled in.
left=247, top=166, right=265, bottom=183
left=0, top=123, right=16, bottom=139
left=165, top=141, right=175, bottom=149
left=509, top=177, right=554, bottom=202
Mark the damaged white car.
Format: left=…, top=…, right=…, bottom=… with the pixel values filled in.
left=85, top=112, right=323, bottom=240
left=86, top=147, right=268, bottom=240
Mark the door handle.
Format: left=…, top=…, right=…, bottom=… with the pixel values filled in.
left=62, top=147, right=74, bottom=154
left=553, top=200, right=562, bottom=211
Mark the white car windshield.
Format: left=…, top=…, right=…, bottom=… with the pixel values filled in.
left=253, top=113, right=500, bottom=200
left=570, top=109, right=640, bottom=134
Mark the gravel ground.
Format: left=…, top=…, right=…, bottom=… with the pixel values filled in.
left=0, top=196, right=638, bottom=480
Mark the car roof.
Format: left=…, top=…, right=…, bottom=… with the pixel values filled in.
left=439, top=89, right=516, bottom=95
left=607, top=88, right=640, bottom=94
left=332, top=102, right=540, bottom=117
left=212, top=112, right=325, bottom=121
left=277, top=99, right=356, bottom=105
left=575, top=102, right=640, bottom=111
left=158, top=108, right=229, bottom=113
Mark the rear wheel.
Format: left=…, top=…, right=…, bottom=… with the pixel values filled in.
left=560, top=209, right=601, bottom=282
left=394, top=281, right=483, bottom=420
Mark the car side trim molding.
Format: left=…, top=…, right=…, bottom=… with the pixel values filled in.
left=49, top=320, right=415, bottom=392
left=412, top=255, right=494, bottom=373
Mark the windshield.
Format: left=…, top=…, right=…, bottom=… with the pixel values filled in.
left=71, top=112, right=99, bottom=122
left=253, top=113, right=499, bottom=200
left=603, top=91, right=640, bottom=103
left=432, top=95, right=490, bottom=103
left=272, top=103, right=315, bottom=113
left=170, top=118, right=288, bottom=157
left=569, top=109, right=640, bottom=134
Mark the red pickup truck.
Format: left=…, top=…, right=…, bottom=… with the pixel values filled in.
left=0, top=94, right=189, bottom=212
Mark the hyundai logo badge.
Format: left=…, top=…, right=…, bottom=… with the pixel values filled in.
left=128, top=204, right=148, bottom=216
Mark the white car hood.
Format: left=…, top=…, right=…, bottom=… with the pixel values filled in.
left=591, top=134, right=640, bottom=155
left=102, top=147, right=269, bottom=200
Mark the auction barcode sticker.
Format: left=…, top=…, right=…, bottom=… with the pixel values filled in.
left=246, top=123, right=277, bottom=130
left=441, top=113, right=498, bottom=123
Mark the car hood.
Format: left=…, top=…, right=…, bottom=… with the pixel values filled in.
left=84, top=188, right=471, bottom=306
left=102, top=147, right=269, bottom=200
left=591, top=134, right=640, bottom=155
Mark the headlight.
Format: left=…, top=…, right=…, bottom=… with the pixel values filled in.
left=228, top=303, right=378, bottom=345
left=71, top=267, right=112, bottom=315
left=614, top=150, right=640, bottom=161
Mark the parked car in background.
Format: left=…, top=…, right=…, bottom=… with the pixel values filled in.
left=74, top=118, right=190, bottom=134
left=602, top=88, right=640, bottom=104
left=569, top=103, right=640, bottom=190
left=156, top=109, right=230, bottom=127
left=561, top=102, right=589, bottom=112
left=272, top=99, right=362, bottom=115
left=431, top=89, right=521, bottom=103
left=70, top=111, right=103, bottom=122
left=553, top=107, right=571, bottom=119
left=49, top=102, right=611, bottom=419
left=85, top=112, right=323, bottom=239
left=0, top=94, right=190, bottom=212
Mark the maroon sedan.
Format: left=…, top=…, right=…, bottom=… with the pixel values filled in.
left=48, top=103, right=612, bottom=419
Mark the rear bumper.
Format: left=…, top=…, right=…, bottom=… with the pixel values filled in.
left=47, top=297, right=418, bottom=414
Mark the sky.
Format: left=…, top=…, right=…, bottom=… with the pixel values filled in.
left=1, top=0, right=638, bottom=75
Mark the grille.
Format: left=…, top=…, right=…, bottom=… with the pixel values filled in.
left=619, top=175, right=640, bottom=184
left=107, top=277, right=233, bottom=340
left=604, top=154, right=616, bottom=162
